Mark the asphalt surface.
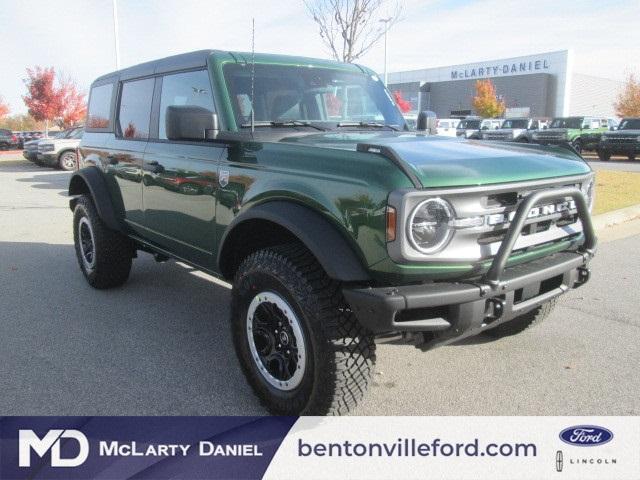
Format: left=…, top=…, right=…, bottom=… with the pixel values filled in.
left=1, top=156, right=639, bottom=415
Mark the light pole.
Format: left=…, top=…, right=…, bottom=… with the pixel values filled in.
left=379, top=17, right=392, bottom=86
left=112, top=0, right=121, bottom=69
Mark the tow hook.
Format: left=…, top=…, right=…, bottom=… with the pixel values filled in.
left=486, top=297, right=505, bottom=320
left=577, top=267, right=590, bottom=285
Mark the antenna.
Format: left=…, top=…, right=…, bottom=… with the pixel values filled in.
left=250, top=18, right=255, bottom=134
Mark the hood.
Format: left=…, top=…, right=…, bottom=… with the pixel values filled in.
left=279, top=131, right=590, bottom=188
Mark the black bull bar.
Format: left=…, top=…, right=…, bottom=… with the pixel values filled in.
left=343, top=187, right=597, bottom=349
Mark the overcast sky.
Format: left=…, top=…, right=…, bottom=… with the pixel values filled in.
left=1, top=0, right=638, bottom=114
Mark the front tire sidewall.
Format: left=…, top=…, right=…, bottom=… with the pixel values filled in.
left=59, top=151, right=77, bottom=171
left=232, top=270, right=317, bottom=414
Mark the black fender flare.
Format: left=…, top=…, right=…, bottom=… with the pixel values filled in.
left=68, top=167, right=121, bottom=231
left=218, top=201, right=371, bottom=282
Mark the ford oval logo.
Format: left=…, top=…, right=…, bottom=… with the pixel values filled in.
left=559, top=425, right=613, bottom=447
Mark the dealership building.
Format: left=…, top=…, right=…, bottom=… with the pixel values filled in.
left=387, top=50, right=622, bottom=119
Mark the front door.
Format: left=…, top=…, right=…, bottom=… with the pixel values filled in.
left=141, top=70, right=223, bottom=269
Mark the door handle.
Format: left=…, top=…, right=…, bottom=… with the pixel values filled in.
left=144, top=160, right=164, bottom=174
left=146, top=160, right=159, bottom=166
left=106, top=155, right=118, bottom=165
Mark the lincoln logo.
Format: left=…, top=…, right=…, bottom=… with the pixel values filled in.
left=486, top=200, right=576, bottom=226
left=19, top=429, right=89, bottom=467
left=559, top=426, right=613, bottom=447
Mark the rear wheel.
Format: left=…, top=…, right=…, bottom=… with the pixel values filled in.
left=485, top=299, right=557, bottom=338
left=231, top=243, right=376, bottom=415
left=58, top=151, right=77, bottom=171
left=597, top=150, right=611, bottom=161
left=73, top=195, right=134, bottom=289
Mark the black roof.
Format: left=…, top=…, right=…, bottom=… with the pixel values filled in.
left=92, top=49, right=218, bottom=84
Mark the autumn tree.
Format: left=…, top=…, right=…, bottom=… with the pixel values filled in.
left=305, top=0, right=402, bottom=63
left=0, top=96, right=9, bottom=120
left=56, top=77, right=87, bottom=129
left=614, top=73, right=640, bottom=117
left=392, top=91, right=411, bottom=113
left=472, top=79, right=505, bottom=118
left=23, top=66, right=87, bottom=133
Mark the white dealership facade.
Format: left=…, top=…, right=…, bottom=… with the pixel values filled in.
left=388, top=50, right=622, bottom=119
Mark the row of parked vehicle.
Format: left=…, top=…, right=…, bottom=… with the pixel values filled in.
left=22, top=126, right=84, bottom=171
left=428, top=115, right=639, bottom=160
left=0, top=129, right=52, bottom=150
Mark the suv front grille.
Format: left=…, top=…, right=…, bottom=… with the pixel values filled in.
left=606, top=136, right=637, bottom=144
left=536, top=133, right=565, bottom=141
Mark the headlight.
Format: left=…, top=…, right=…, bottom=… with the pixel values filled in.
left=560, top=133, right=568, bottom=141
left=582, top=178, right=595, bottom=211
left=40, top=144, right=54, bottom=151
left=407, top=198, right=454, bottom=254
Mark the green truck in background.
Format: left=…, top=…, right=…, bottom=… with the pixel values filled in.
left=69, top=50, right=597, bottom=415
left=532, top=116, right=615, bottom=153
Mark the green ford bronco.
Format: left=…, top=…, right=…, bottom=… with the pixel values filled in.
left=532, top=116, right=613, bottom=154
left=70, top=50, right=596, bottom=415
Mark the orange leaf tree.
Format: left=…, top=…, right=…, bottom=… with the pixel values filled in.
left=393, top=91, right=411, bottom=113
left=472, top=79, right=505, bottom=118
left=0, top=96, right=9, bottom=119
left=614, top=73, right=640, bottom=117
left=23, top=66, right=87, bottom=132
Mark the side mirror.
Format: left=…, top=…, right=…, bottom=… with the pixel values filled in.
left=610, top=126, right=616, bottom=131
left=165, top=106, right=219, bottom=141
left=416, top=110, right=437, bottom=134
left=543, top=125, right=548, bottom=129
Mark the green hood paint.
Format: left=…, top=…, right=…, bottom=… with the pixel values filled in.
left=279, top=132, right=591, bottom=188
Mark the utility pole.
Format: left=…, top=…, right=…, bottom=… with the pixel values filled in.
left=112, top=0, right=121, bottom=69
left=379, top=17, right=392, bottom=86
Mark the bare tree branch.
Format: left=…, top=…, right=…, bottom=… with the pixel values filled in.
left=304, top=0, right=403, bottom=63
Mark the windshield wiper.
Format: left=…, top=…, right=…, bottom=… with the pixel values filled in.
left=240, top=120, right=327, bottom=131
left=336, top=121, right=399, bottom=131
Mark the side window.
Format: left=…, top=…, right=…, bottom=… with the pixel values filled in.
left=87, top=84, right=113, bottom=129
left=159, top=70, right=215, bottom=140
left=117, top=78, right=154, bottom=140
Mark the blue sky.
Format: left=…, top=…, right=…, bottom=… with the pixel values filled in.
left=1, top=0, right=638, bottom=114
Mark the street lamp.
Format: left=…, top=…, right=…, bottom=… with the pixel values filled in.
left=379, top=17, right=392, bottom=86
left=113, top=0, right=121, bottom=69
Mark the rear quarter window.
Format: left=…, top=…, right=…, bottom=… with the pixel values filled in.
left=86, top=83, right=114, bottom=130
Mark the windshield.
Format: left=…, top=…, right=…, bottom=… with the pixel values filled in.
left=501, top=119, right=528, bottom=129
left=457, top=120, right=480, bottom=129
left=618, top=118, right=640, bottom=130
left=549, top=117, right=584, bottom=129
left=223, top=63, right=405, bottom=128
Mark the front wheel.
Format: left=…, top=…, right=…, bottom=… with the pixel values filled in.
left=572, top=139, right=583, bottom=154
left=597, top=150, right=611, bottom=161
left=58, top=151, right=77, bottom=171
left=231, top=244, right=376, bottom=415
left=628, top=154, right=636, bottom=161
left=485, top=299, right=557, bottom=338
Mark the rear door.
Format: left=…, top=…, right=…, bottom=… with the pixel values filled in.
left=141, top=69, right=224, bottom=269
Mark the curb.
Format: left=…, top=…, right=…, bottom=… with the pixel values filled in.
left=592, top=204, right=640, bottom=231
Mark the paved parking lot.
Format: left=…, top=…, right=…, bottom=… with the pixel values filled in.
left=1, top=156, right=639, bottom=415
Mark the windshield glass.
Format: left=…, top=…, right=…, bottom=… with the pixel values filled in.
left=457, top=120, right=480, bottom=129
left=501, top=119, right=528, bottom=129
left=618, top=119, right=640, bottom=130
left=549, top=117, right=583, bottom=129
left=223, top=63, right=405, bottom=128
left=53, top=130, right=68, bottom=138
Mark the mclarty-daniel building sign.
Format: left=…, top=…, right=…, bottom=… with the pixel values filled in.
left=450, top=58, right=551, bottom=80
left=388, top=50, right=573, bottom=116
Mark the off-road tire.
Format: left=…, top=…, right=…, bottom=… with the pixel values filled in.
left=58, top=150, right=77, bottom=171
left=572, top=139, right=583, bottom=155
left=597, top=150, right=611, bottom=161
left=231, top=243, right=376, bottom=415
left=628, top=154, right=636, bottom=161
left=73, top=195, right=134, bottom=289
left=485, top=299, right=557, bottom=338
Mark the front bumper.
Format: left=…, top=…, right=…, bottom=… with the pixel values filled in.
left=599, top=143, right=640, bottom=155
left=343, top=187, right=597, bottom=349
left=23, top=150, right=37, bottom=161
left=37, top=152, right=57, bottom=166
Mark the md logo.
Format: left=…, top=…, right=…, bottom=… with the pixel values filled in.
left=19, top=429, right=89, bottom=467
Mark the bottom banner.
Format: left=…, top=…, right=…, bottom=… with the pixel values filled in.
left=1, top=416, right=638, bottom=479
